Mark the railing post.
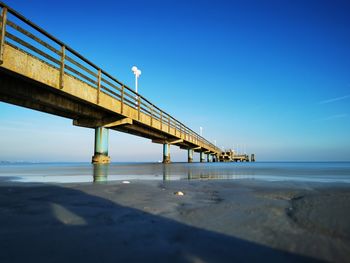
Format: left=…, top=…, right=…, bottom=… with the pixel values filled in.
left=0, top=7, right=8, bottom=65
left=121, top=85, right=124, bottom=114
left=97, top=69, right=101, bottom=104
left=137, top=96, right=141, bottom=120
left=59, top=45, right=65, bottom=89
left=168, top=116, right=170, bottom=133
left=160, top=111, right=163, bottom=130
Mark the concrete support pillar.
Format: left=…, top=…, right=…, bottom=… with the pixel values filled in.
left=188, top=149, right=194, bottom=163
left=207, top=154, right=210, bottom=162
left=163, top=143, right=171, bottom=164
left=92, top=127, right=110, bottom=164
left=200, top=152, right=205, bottom=163
left=251, top=154, right=255, bottom=162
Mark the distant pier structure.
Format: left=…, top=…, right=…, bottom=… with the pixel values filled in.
left=219, top=150, right=255, bottom=162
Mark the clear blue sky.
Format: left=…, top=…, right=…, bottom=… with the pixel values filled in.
left=1, top=0, right=349, bottom=162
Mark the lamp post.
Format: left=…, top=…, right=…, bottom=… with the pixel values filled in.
left=131, top=66, right=141, bottom=93
left=200, top=127, right=203, bottom=137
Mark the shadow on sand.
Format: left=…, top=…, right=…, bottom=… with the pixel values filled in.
left=0, top=183, right=322, bottom=263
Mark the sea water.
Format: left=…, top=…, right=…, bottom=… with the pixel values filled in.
left=0, top=162, right=350, bottom=184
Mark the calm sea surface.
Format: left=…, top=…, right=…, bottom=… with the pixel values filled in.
left=0, top=162, right=350, bottom=184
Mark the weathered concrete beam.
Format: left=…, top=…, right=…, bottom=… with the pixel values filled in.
left=73, top=117, right=132, bottom=128
left=179, top=143, right=200, bottom=150
left=152, top=138, right=183, bottom=145
left=169, top=139, right=184, bottom=144
left=104, top=118, right=133, bottom=128
left=191, top=147, right=201, bottom=150
left=73, top=119, right=103, bottom=128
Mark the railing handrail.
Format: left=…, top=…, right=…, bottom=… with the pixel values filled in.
left=0, top=1, right=221, bottom=153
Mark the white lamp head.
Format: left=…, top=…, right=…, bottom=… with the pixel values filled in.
left=132, top=66, right=141, bottom=77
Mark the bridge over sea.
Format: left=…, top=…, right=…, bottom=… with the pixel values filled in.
left=0, top=2, right=226, bottom=164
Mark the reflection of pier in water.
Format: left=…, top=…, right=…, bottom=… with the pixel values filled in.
left=93, top=163, right=256, bottom=183
left=186, top=168, right=255, bottom=181
left=162, top=164, right=256, bottom=181
left=93, top=164, right=109, bottom=183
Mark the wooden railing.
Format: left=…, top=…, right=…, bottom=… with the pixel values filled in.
left=0, top=2, right=220, bottom=153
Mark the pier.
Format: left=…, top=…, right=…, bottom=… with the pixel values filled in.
left=0, top=2, right=253, bottom=163
left=219, top=150, right=255, bottom=162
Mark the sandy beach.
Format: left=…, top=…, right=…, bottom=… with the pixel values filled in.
left=0, top=179, right=349, bottom=262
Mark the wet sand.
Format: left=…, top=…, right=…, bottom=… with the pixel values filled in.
left=0, top=180, right=349, bottom=262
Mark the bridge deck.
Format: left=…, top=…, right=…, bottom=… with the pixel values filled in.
left=0, top=2, right=221, bottom=157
